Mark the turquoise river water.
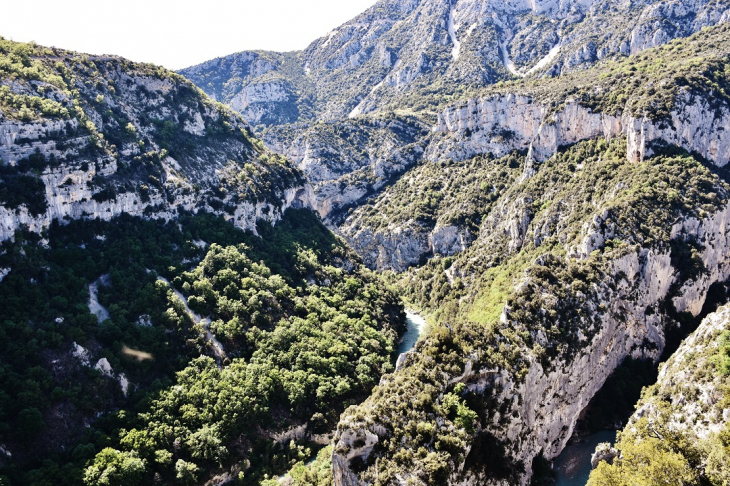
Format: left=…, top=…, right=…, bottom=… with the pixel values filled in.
left=398, top=311, right=427, bottom=355
left=554, top=430, right=617, bottom=486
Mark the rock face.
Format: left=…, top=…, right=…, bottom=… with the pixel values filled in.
left=342, top=78, right=730, bottom=271
left=500, top=200, right=730, bottom=474
left=0, top=42, right=313, bottom=242
left=262, top=116, right=429, bottom=223
left=431, top=90, right=730, bottom=167
left=626, top=304, right=730, bottom=440
left=182, top=0, right=730, bottom=126
left=342, top=222, right=471, bottom=272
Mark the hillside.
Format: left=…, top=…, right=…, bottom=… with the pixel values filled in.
left=0, top=37, right=311, bottom=242
left=343, top=23, right=730, bottom=270
left=0, top=39, right=406, bottom=486
left=3, top=0, right=730, bottom=485
left=330, top=24, right=730, bottom=484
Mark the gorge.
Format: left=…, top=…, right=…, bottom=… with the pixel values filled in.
left=2, top=0, right=730, bottom=485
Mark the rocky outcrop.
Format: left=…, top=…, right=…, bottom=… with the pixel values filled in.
left=333, top=194, right=730, bottom=484
left=262, top=116, right=428, bottom=223
left=88, top=275, right=111, bottom=324
left=227, top=81, right=297, bottom=126
left=72, top=342, right=129, bottom=396
left=343, top=221, right=471, bottom=272
left=591, top=442, right=619, bottom=468
left=0, top=43, right=313, bottom=242
left=341, top=224, right=431, bottom=272
left=430, top=90, right=730, bottom=167
left=627, top=0, right=730, bottom=55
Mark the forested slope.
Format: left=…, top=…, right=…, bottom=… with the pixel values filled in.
left=330, top=25, right=730, bottom=485
left=0, top=209, right=404, bottom=486
left=0, top=37, right=405, bottom=486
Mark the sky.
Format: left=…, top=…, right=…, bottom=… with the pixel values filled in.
left=0, top=0, right=378, bottom=70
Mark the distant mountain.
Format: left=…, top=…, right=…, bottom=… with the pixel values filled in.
left=181, top=0, right=730, bottom=125
left=179, top=0, right=730, bottom=224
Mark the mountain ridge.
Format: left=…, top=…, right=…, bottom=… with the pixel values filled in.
left=0, top=37, right=314, bottom=242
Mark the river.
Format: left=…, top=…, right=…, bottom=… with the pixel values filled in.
left=554, top=430, right=616, bottom=486
left=398, top=311, right=427, bottom=355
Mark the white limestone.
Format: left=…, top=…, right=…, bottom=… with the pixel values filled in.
left=430, top=91, right=730, bottom=167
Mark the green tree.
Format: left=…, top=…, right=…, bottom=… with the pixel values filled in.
left=175, top=459, right=199, bottom=485
left=83, top=448, right=146, bottom=486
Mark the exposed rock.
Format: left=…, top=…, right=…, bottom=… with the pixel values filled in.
left=262, top=116, right=428, bottom=223
left=88, top=276, right=110, bottom=324
left=591, top=442, right=619, bottom=468
left=431, top=91, right=730, bottom=168
left=94, top=357, right=114, bottom=378
left=183, top=0, right=730, bottom=126
left=179, top=51, right=302, bottom=127
left=94, top=358, right=129, bottom=396
left=0, top=44, right=313, bottom=243
left=72, top=342, right=91, bottom=367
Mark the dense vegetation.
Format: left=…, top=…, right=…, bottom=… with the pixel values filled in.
left=588, top=410, right=730, bottom=486
left=0, top=209, right=404, bottom=486
left=349, top=150, right=524, bottom=234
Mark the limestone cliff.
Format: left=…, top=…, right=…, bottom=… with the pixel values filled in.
left=342, top=25, right=730, bottom=271
left=0, top=39, right=313, bottom=243
left=629, top=305, right=730, bottom=440
left=183, top=0, right=730, bottom=126
left=179, top=51, right=305, bottom=127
